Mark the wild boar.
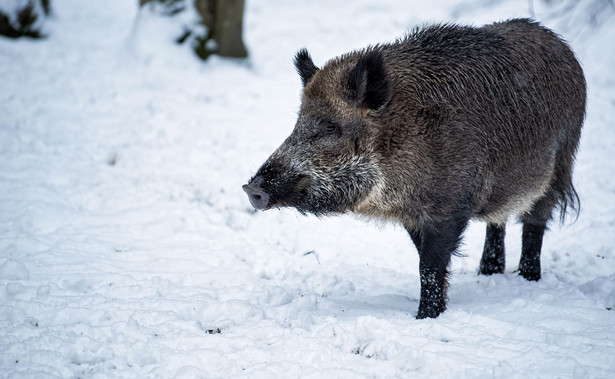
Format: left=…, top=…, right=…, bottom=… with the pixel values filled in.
left=243, top=19, right=586, bottom=319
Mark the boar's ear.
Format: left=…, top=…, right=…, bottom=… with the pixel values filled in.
left=346, top=50, right=390, bottom=111
left=294, top=48, right=319, bottom=87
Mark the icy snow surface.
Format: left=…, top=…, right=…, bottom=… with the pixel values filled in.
left=1, top=0, right=614, bottom=377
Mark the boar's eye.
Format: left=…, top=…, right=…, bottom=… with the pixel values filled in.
left=321, top=121, right=340, bottom=136
left=325, top=124, right=337, bottom=134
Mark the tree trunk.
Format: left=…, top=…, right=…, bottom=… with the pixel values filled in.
left=194, top=0, right=247, bottom=59
left=139, top=0, right=248, bottom=60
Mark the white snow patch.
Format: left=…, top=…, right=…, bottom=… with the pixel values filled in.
left=0, top=259, right=30, bottom=280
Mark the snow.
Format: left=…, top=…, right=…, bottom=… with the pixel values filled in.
left=1, top=0, right=614, bottom=377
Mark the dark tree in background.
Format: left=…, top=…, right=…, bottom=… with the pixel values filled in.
left=193, top=0, right=247, bottom=59
left=139, top=0, right=247, bottom=60
left=0, top=0, right=50, bottom=39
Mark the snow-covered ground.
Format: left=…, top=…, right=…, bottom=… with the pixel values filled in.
left=1, top=0, right=614, bottom=377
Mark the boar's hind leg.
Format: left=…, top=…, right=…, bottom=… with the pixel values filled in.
left=407, top=216, right=469, bottom=319
left=518, top=220, right=547, bottom=281
left=518, top=193, right=557, bottom=281
left=518, top=222, right=546, bottom=281
left=478, top=223, right=506, bottom=275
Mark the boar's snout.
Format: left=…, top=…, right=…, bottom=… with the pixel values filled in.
left=242, top=175, right=270, bottom=210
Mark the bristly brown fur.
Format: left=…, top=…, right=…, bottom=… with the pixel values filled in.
left=245, top=19, right=586, bottom=318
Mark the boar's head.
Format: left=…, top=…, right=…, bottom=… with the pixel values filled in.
left=243, top=48, right=391, bottom=216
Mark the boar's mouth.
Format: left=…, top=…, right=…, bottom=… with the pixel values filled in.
left=243, top=171, right=313, bottom=212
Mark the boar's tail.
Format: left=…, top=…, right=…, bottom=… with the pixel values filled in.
left=556, top=177, right=580, bottom=224
left=552, top=141, right=581, bottom=224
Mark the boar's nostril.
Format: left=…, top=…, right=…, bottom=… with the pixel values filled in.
left=242, top=184, right=270, bottom=210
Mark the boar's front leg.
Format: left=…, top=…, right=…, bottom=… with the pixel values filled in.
left=406, top=216, right=469, bottom=319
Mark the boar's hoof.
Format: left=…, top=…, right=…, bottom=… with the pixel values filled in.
left=416, top=301, right=446, bottom=319
left=242, top=183, right=270, bottom=210
left=519, top=268, right=541, bottom=282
